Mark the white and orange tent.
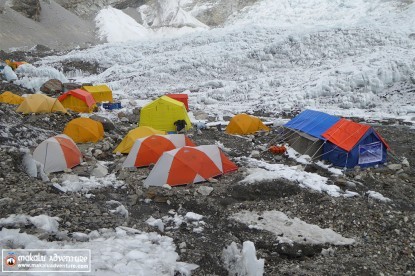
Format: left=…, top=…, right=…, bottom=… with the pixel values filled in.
left=122, top=134, right=196, bottom=168
left=33, top=134, right=82, bottom=174
left=144, top=145, right=238, bottom=187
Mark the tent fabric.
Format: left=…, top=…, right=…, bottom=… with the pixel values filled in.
left=144, top=145, right=238, bottom=187
left=321, top=119, right=389, bottom=168
left=225, top=113, right=270, bottom=135
left=82, top=85, right=113, bottom=103
left=58, top=89, right=97, bottom=113
left=113, top=126, right=166, bottom=154
left=63, top=118, right=104, bottom=143
left=166, top=94, right=189, bottom=111
left=139, top=96, right=192, bottom=132
left=284, top=128, right=324, bottom=158
left=16, top=94, right=67, bottom=114
left=322, top=119, right=371, bottom=152
left=33, top=134, right=82, bottom=174
left=0, top=91, right=24, bottom=105
left=122, top=134, right=196, bottom=168
left=284, top=110, right=340, bottom=139
left=322, top=128, right=388, bottom=168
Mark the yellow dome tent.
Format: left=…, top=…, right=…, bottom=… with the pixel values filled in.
left=226, top=113, right=270, bottom=135
left=139, top=96, right=192, bottom=132
left=64, top=118, right=104, bottom=143
left=82, top=85, right=113, bottom=103
left=113, top=126, right=165, bottom=154
left=0, top=91, right=24, bottom=105
left=16, top=94, right=67, bottom=114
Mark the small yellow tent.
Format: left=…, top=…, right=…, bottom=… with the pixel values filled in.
left=16, top=94, right=67, bottom=114
left=139, top=96, right=192, bottom=132
left=0, top=91, right=24, bottom=105
left=82, top=85, right=113, bottom=103
left=58, top=89, right=97, bottom=113
left=113, top=126, right=166, bottom=154
left=226, top=113, right=270, bottom=135
left=64, top=118, right=104, bottom=143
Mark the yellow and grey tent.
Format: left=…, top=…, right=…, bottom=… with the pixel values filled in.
left=82, top=85, right=113, bottom=103
left=226, top=113, right=270, bottom=135
left=139, top=96, right=192, bottom=132
left=16, top=94, right=67, bottom=114
left=64, top=118, right=104, bottom=143
left=0, top=91, right=24, bottom=105
left=113, top=126, right=166, bottom=154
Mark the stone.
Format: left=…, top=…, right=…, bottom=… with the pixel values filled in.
left=61, top=174, right=79, bottom=182
left=40, top=79, right=63, bottom=95
left=402, top=158, right=410, bottom=167
left=388, top=164, right=402, bottom=171
left=91, top=163, right=108, bottom=178
left=251, top=150, right=260, bottom=158
left=90, top=115, right=115, bottom=131
left=93, top=149, right=103, bottom=157
left=197, top=186, right=214, bottom=196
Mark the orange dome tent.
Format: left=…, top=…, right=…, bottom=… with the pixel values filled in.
left=64, top=118, right=104, bottom=143
left=58, top=89, right=97, bottom=113
left=225, top=113, right=270, bottom=135
left=144, top=145, right=238, bottom=187
left=122, top=134, right=195, bottom=168
left=33, top=134, right=82, bottom=174
left=0, top=91, right=24, bottom=105
left=113, top=126, right=166, bottom=154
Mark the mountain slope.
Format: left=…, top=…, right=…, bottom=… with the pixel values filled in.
left=0, top=0, right=96, bottom=50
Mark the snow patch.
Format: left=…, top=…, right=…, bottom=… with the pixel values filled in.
left=231, top=210, right=355, bottom=245
left=240, top=158, right=342, bottom=197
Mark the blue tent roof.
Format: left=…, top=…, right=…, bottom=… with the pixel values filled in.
left=284, top=110, right=340, bottom=139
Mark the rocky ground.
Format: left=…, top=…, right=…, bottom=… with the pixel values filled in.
left=1, top=46, right=415, bottom=275
left=1, top=84, right=414, bottom=275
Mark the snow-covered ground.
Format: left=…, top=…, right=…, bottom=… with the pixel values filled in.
left=36, top=0, right=415, bottom=124
left=3, top=1, right=414, bottom=275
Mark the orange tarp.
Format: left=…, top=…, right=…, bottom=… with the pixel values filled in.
left=322, top=119, right=370, bottom=152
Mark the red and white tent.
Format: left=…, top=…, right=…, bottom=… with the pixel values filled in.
left=33, top=134, right=82, bottom=174
left=122, top=134, right=195, bottom=168
left=144, top=145, right=238, bottom=187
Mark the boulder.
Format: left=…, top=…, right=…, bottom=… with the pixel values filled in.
left=40, top=79, right=63, bottom=95
left=197, top=186, right=213, bottom=196
left=387, top=164, right=402, bottom=171
left=91, top=163, right=108, bottom=178
left=90, top=115, right=115, bottom=131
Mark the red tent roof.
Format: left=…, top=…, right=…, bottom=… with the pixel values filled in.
left=322, top=119, right=371, bottom=152
left=58, top=89, right=96, bottom=107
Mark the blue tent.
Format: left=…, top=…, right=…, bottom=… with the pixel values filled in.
left=321, top=119, right=389, bottom=168
left=284, top=110, right=340, bottom=139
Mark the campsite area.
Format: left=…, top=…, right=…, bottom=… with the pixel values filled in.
left=1, top=0, right=415, bottom=274
left=0, top=74, right=414, bottom=274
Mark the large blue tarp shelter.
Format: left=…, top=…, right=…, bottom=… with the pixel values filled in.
left=283, top=110, right=340, bottom=139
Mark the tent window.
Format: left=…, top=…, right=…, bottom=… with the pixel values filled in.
left=358, top=141, right=383, bottom=165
